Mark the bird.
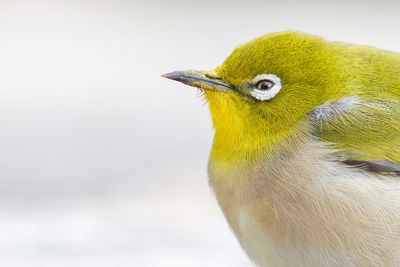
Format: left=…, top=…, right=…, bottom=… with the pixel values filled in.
left=162, top=31, right=400, bottom=266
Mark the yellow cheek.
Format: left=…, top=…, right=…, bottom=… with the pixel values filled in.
left=205, top=90, right=301, bottom=171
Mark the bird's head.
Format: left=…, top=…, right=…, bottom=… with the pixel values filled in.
left=163, top=31, right=352, bottom=164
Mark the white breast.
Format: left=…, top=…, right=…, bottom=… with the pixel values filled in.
left=235, top=206, right=275, bottom=266
left=233, top=203, right=360, bottom=267
left=209, top=139, right=400, bottom=266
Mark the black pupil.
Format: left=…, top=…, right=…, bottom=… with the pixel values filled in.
left=258, top=80, right=273, bottom=90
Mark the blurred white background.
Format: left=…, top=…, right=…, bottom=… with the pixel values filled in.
left=1, top=0, right=400, bottom=266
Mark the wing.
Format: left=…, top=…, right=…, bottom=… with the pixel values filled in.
left=309, top=95, right=400, bottom=174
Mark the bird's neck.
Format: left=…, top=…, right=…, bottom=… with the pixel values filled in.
left=209, top=117, right=305, bottom=180
left=206, top=94, right=303, bottom=174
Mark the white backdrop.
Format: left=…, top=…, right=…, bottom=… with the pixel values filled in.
left=1, top=0, right=399, bottom=266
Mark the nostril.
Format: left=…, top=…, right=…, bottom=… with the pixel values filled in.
left=204, top=72, right=222, bottom=80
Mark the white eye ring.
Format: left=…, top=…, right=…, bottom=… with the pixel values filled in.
left=250, top=74, right=282, bottom=101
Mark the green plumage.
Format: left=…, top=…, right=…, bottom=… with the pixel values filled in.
left=164, top=31, right=400, bottom=265
left=215, top=31, right=400, bottom=167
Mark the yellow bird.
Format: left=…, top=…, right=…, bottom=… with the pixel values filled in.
left=162, top=31, right=400, bottom=266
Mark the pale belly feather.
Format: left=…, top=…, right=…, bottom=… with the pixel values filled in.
left=209, top=139, right=400, bottom=266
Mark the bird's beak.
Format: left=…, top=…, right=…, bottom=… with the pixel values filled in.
left=162, top=70, right=234, bottom=93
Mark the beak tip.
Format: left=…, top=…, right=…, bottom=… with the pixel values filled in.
left=162, top=70, right=233, bottom=92
left=161, top=71, right=181, bottom=81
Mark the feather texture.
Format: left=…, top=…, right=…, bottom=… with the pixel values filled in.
left=209, top=136, right=400, bottom=266
left=171, top=31, right=400, bottom=266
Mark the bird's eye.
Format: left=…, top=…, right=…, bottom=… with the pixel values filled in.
left=255, top=80, right=274, bottom=90
left=250, top=74, right=282, bottom=101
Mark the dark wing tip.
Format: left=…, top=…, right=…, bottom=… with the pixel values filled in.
left=343, top=159, right=400, bottom=175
